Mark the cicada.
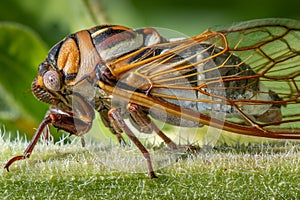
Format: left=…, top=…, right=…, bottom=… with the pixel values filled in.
left=5, top=18, right=300, bottom=178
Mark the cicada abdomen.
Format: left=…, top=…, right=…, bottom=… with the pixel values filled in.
left=5, top=19, right=300, bottom=178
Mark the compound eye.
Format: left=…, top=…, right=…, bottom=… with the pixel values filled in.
left=43, top=70, right=61, bottom=91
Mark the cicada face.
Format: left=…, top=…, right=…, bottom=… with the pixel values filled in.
left=6, top=19, right=300, bottom=178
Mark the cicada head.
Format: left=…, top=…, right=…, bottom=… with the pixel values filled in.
left=31, top=25, right=115, bottom=111
left=31, top=37, right=75, bottom=110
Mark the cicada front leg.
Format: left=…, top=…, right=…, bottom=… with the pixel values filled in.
left=4, top=108, right=90, bottom=171
left=5, top=95, right=95, bottom=171
left=4, top=115, right=52, bottom=171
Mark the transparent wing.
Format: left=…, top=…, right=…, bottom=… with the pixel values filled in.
left=105, top=19, right=300, bottom=138
left=217, top=18, right=300, bottom=132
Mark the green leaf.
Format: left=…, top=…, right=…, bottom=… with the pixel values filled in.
left=0, top=23, right=48, bottom=134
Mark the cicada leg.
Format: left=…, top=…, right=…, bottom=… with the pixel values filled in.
left=4, top=116, right=52, bottom=171
left=108, top=107, right=158, bottom=178
left=98, top=107, right=126, bottom=145
left=127, top=103, right=178, bottom=149
left=127, top=103, right=197, bottom=151
left=80, top=136, right=86, bottom=148
left=41, top=123, right=51, bottom=144
left=5, top=106, right=93, bottom=171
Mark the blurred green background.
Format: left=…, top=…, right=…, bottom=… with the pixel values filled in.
left=1, top=0, right=300, bottom=139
